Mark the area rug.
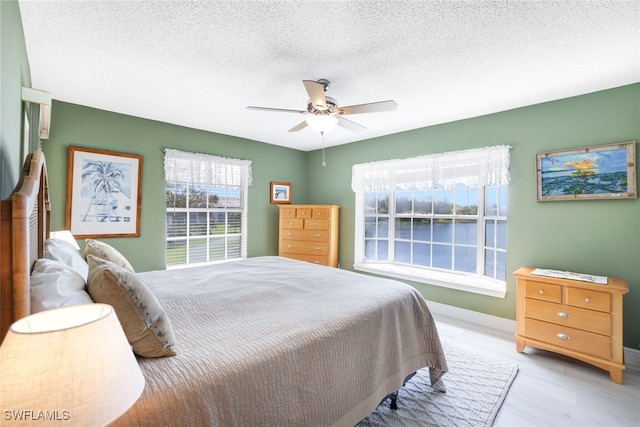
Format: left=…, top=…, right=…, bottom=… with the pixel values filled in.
left=357, top=344, right=518, bottom=427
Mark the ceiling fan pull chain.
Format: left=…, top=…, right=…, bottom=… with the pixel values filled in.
left=321, top=131, right=327, bottom=167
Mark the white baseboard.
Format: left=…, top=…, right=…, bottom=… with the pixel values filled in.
left=426, top=300, right=517, bottom=334
left=426, top=300, right=640, bottom=371
left=624, top=347, right=640, bottom=371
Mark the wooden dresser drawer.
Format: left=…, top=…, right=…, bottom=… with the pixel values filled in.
left=524, top=298, right=611, bottom=335
left=280, top=207, right=296, bottom=218
left=567, top=287, right=611, bottom=312
left=312, top=208, right=329, bottom=219
left=524, top=318, right=611, bottom=360
left=287, top=253, right=329, bottom=266
left=281, top=218, right=304, bottom=229
left=304, top=219, right=328, bottom=230
left=296, top=208, right=312, bottom=218
left=524, top=281, right=562, bottom=303
left=282, top=229, right=329, bottom=241
left=281, top=241, right=329, bottom=255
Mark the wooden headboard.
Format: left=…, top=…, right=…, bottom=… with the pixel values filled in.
left=0, top=149, right=50, bottom=341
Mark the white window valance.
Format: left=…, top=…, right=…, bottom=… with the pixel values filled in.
left=164, top=148, right=252, bottom=186
left=351, top=145, right=511, bottom=192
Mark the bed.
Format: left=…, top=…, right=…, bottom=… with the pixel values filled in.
left=0, top=149, right=448, bottom=426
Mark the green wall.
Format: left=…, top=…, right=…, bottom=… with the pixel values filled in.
left=3, top=0, right=639, bottom=348
left=309, top=83, right=640, bottom=348
left=42, top=101, right=310, bottom=272
left=0, top=0, right=31, bottom=198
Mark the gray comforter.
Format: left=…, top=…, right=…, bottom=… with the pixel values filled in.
left=115, top=256, right=447, bottom=427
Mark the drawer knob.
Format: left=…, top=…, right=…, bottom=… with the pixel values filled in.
left=287, top=232, right=293, bottom=236
left=287, top=244, right=293, bottom=248
left=314, top=260, right=320, bottom=264
left=584, top=297, right=591, bottom=303
left=315, top=234, right=321, bottom=238
left=539, top=289, right=544, bottom=295
left=314, top=246, right=321, bottom=250
left=313, top=221, right=319, bottom=226
left=557, top=312, right=570, bottom=318
left=556, top=333, right=570, bottom=340
left=289, top=221, right=296, bottom=226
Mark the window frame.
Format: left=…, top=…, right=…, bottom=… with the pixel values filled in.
left=354, top=186, right=507, bottom=298
left=164, top=150, right=251, bottom=268
left=352, top=147, right=510, bottom=298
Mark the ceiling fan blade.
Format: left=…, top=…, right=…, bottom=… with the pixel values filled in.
left=247, top=106, right=306, bottom=114
left=337, top=116, right=366, bottom=133
left=338, top=100, right=397, bottom=115
left=303, top=80, right=328, bottom=110
left=288, top=120, right=309, bottom=132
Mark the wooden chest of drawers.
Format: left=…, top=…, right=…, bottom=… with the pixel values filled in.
left=278, top=205, right=340, bottom=267
left=514, top=267, right=629, bottom=383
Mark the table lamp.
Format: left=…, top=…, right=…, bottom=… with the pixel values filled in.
left=0, top=304, right=145, bottom=425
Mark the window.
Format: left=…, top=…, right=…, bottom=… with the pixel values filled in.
left=352, top=146, right=510, bottom=297
left=164, top=149, right=252, bottom=267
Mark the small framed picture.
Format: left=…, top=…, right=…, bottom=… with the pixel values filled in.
left=270, top=181, right=292, bottom=204
left=66, top=146, right=143, bottom=238
left=536, top=141, right=636, bottom=201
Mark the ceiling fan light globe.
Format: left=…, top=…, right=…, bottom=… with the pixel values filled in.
left=306, top=114, right=338, bottom=133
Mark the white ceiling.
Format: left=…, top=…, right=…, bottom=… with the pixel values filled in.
left=19, top=0, right=640, bottom=152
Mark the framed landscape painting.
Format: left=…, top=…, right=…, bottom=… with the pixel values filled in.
left=270, top=181, right=292, bottom=204
left=66, top=146, right=143, bottom=237
left=536, top=141, right=636, bottom=201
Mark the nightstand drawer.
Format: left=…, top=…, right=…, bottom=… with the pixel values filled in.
left=524, top=318, right=611, bottom=360
left=524, top=281, right=562, bottom=303
left=524, top=298, right=611, bottom=335
left=567, top=287, right=611, bottom=312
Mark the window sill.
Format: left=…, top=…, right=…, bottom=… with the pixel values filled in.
left=166, top=257, right=246, bottom=270
left=353, top=262, right=506, bottom=298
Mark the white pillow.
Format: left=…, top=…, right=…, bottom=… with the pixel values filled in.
left=30, top=258, right=93, bottom=313
left=45, top=238, right=89, bottom=281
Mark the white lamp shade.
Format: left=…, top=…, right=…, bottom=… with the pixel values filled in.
left=305, top=114, right=338, bottom=133
left=0, top=304, right=145, bottom=426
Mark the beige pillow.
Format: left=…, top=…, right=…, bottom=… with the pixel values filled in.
left=86, top=255, right=176, bottom=357
left=84, top=239, right=135, bottom=272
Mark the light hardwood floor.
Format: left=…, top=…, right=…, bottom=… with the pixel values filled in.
left=433, top=314, right=640, bottom=427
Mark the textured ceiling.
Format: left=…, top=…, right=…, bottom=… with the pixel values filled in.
left=19, top=0, right=640, bottom=151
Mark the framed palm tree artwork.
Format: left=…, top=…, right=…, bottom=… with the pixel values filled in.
left=66, top=146, right=143, bottom=238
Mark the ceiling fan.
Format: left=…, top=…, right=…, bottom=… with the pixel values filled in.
left=247, top=79, right=397, bottom=133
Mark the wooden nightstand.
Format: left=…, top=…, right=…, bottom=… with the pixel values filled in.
left=513, top=267, right=629, bottom=384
